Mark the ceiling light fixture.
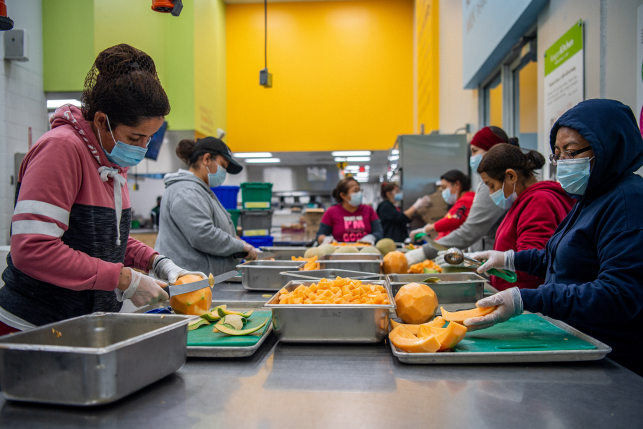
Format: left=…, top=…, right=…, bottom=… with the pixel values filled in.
left=346, top=157, right=371, bottom=162
left=234, top=152, right=273, bottom=158
left=245, top=158, right=281, bottom=163
left=332, top=151, right=372, bottom=157
left=47, top=99, right=81, bottom=109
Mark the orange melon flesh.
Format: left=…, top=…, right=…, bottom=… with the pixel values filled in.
left=435, top=322, right=468, bottom=351
left=425, top=316, right=446, bottom=328
left=389, top=326, right=441, bottom=353
left=395, top=283, right=439, bottom=324
left=170, top=274, right=211, bottom=316
left=440, top=306, right=497, bottom=323
left=391, top=317, right=445, bottom=335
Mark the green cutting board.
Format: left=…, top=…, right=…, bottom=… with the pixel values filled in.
left=187, top=311, right=272, bottom=347
left=452, top=314, right=596, bottom=353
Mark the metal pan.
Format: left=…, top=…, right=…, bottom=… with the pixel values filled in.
left=281, top=269, right=382, bottom=281
left=263, top=278, right=395, bottom=343
left=387, top=273, right=485, bottom=304
left=317, top=258, right=381, bottom=274
left=259, top=246, right=307, bottom=259
left=390, top=315, right=612, bottom=364
left=237, top=260, right=306, bottom=291
left=0, top=312, right=192, bottom=406
left=319, top=254, right=382, bottom=261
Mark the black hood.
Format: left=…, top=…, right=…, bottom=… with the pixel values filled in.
left=550, top=99, right=643, bottom=201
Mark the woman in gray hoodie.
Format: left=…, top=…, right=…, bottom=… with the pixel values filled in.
left=155, top=137, right=257, bottom=276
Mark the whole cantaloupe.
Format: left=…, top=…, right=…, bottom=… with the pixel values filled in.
left=359, top=246, right=382, bottom=255
left=317, top=244, right=337, bottom=255
left=395, top=282, right=439, bottom=324
left=304, top=247, right=324, bottom=259
left=376, top=238, right=397, bottom=256
left=334, top=246, right=360, bottom=254
left=169, top=274, right=211, bottom=316
left=382, top=251, right=408, bottom=274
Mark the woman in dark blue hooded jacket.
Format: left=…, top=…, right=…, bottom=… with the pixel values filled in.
left=463, top=99, right=643, bottom=376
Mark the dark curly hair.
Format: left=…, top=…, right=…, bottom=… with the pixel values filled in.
left=332, top=177, right=359, bottom=204
left=440, top=170, right=471, bottom=192
left=81, top=44, right=171, bottom=127
left=477, top=143, right=545, bottom=181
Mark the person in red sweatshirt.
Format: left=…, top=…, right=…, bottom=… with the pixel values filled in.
left=0, top=45, right=202, bottom=334
left=476, top=144, right=575, bottom=291
left=411, top=170, right=475, bottom=240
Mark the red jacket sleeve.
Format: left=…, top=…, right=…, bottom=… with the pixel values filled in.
left=124, top=237, right=157, bottom=272
left=10, top=138, right=122, bottom=291
left=434, top=201, right=470, bottom=233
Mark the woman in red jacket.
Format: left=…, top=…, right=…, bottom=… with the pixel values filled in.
left=476, top=144, right=574, bottom=290
left=411, top=170, right=475, bottom=240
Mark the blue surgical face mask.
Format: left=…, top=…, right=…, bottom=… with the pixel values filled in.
left=349, top=191, right=363, bottom=207
left=98, top=115, right=149, bottom=167
left=441, top=187, right=457, bottom=205
left=206, top=161, right=227, bottom=188
left=490, top=180, right=517, bottom=209
left=556, top=157, right=594, bottom=195
left=469, top=153, right=483, bottom=172
left=394, top=192, right=403, bottom=202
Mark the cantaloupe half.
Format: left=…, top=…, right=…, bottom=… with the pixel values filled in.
left=389, top=326, right=441, bottom=353
left=169, top=274, right=211, bottom=316
left=391, top=316, right=445, bottom=335
left=434, top=322, right=467, bottom=351
left=440, top=306, right=497, bottom=323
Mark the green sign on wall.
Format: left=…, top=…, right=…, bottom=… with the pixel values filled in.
left=544, top=20, right=584, bottom=76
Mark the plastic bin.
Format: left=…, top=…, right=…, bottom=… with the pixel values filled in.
left=241, top=235, right=274, bottom=247
left=241, top=209, right=273, bottom=236
left=241, top=182, right=273, bottom=209
left=211, top=185, right=240, bottom=209
left=227, top=209, right=240, bottom=229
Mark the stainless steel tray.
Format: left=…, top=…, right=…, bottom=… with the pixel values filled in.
left=390, top=315, right=612, bottom=364
left=237, top=260, right=306, bottom=291
left=0, top=312, right=192, bottom=406
left=319, top=253, right=382, bottom=261
left=263, top=278, right=395, bottom=343
left=317, top=257, right=381, bottom=273
left=281, top=268, right=382, bottom=281
left=259, top=246, right=307, bottom=259
left=387, top=273, right=485, bottom=304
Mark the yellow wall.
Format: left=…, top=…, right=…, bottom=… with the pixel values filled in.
left=488, top=82, right=503, bottom=128
left=194, top=0, right=227, bottom=137
left=519, top=61, right=537, bottom=133
left=415, top=0, right=439, bottom=134
left=226, top=0, right=414, bottom=152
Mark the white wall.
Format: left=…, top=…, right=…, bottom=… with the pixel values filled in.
left=127, top=177, right=166, bottom=221
left=0, top=1, right=48, bottom=245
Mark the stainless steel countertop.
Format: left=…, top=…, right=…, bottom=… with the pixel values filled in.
left=1, top=284, right=642, bottom=428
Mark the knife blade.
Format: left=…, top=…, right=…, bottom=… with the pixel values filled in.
left=427, top=238, right=448, bottom=252
left=232, top=251, right=276, bottom=260
left=164, top=270, right=239, bottom=298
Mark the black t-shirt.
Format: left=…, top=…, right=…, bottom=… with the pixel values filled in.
left=376, top=200, right=411, bottom=243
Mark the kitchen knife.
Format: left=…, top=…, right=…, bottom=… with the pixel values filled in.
left=232, top=251, right=276, bottom=260
left=163, top=270, right=239, bottom=298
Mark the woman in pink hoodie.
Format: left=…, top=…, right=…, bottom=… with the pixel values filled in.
left=0, top=44, right=201, bottom=334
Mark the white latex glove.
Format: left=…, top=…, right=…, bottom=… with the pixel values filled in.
left=322, top=235, right=336, bottom=245
left=361, top=234, right=376, bottom=245
left=413, top=195, right=431, bottom=209
left=470, top=250, right=515, bottom=274
left=435, top=250, right=475, bottom=268
left=409, top=227, right=426, bottom=241
left=115, top=269, right=169, bottom=307
left=405, top=248, right=426, bottom=266
left=243, top=243, right=258, bottom=260
left=464, top=287, right=523, bottom=331
left=153, top=255, right=207, bottom=285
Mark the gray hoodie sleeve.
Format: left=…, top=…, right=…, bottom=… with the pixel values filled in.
left=422, top=182, right=507, bottom=259
left=169, top=188, right=245, bottom=257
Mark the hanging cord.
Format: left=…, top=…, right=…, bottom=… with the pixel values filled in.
left=264, top=0, right=267, bottom=69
